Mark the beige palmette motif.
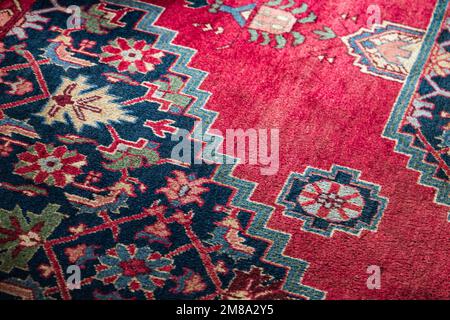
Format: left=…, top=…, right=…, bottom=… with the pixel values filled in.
left=37, top=74, right=136, bottom=131
left=342, top=21, right=425, bottom=82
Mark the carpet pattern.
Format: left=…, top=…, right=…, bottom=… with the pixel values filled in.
left=0, top=0, right=449, bottom=300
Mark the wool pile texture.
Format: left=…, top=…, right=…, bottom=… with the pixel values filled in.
left=0, top=0, right=448, bottom=300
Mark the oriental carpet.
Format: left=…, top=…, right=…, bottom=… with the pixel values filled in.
left=0, top=0, right=449, bottom=300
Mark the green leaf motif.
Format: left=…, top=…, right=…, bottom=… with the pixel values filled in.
left=248, top=29, right=259, bottom=43
left=292, top=3, right=308, bottom=14
left=102, top=147, right=160, bottom=171
left=298, top=12, right=317, bottom=24
left=292, top=31, right=305, bottom=46
left=313, top=26, right=336, bottom=40
left=0, top=204, right=65, bottom=273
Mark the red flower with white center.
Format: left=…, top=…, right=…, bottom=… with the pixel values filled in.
left=14, top=142, right=87, bottom=187
left=297, top=180, right=365, bottom=222
left=156, top=170, right=209, bottom=207
left=99, top=37, right=164, bottom=74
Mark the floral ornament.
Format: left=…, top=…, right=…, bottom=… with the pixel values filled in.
left=206, top=216, right=256, bottom=260
left=426, top=44, right=450, bottom=77
left=0, top=204, right=64, bottom=272
left=278, top=165, right=387, bottom=237
left=95, top=244, right=173, bottom=297
left=406, top=98, right=434, bottom=129
left=214, top=260, right=228, bottom=274
left=171, top=268, right=207, bottom=295
left=37, top=264, right=54, bottom=279
left=14, top=142, right=87, bottom=187
left=297, top=180, right=365, bottom=222
left=6, top=77, right=34, bottom=96
left=37, top=75, right=136, bottom=132
left=0, top=70, right=34, bottom=96
left=135, top=221, right=172, bottom=247
left=156, top=170, right=209, bottom=207
left=220, top=267, right=290, bottom=300
left=6, top=12, right=48, bottom=40
left=99, top=37, right=165, bottom=74
left=85, top=171, right=102, bottom=183
left=64, top=244, right=99, bottom=268
left=101, top=145, right=160, bottom=171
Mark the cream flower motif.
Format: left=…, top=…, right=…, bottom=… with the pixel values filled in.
left=37, top=75, right=136, bottom=131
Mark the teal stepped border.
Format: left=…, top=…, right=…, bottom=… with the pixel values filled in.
left=383, top=0, right=450, bottom=208
left=109, top=0, right=325, bottom=299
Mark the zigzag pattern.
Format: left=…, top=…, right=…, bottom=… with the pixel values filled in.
left=109, top=0, right=325, bottom=299
left=383, top=0, right=450, bottom=210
